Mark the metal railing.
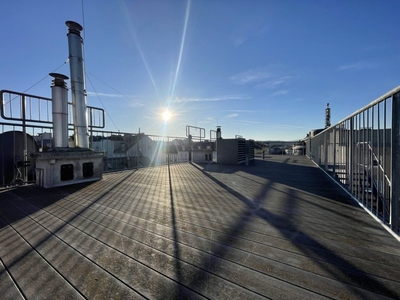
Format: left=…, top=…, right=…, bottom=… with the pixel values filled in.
left=0, top=90, right=218, bottom=188
left=0, top=127, right=192, bottom=188
left=1, top=90, right=105, bottom=128
left=0, top=90, right=105, bottom=186
left=0, top=128, right=195, bottom=187
left=305, top=86, right=400, bottom=235
left=89, top=130, right=193, bottom=172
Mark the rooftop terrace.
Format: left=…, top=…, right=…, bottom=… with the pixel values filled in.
left=1, top=155, right=400, bottom=299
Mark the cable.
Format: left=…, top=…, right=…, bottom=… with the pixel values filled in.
left=3, top=60, right=69, bottom=107
left=81, top=0, right=86, bottom=40
left=86, top=74, right=120, bottom=132
left=86, top=71, right=154, bottom=116
left=23, top=60, right=68, bottom=94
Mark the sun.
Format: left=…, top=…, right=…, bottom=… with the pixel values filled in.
left=162, top=110, right=171, bottom=121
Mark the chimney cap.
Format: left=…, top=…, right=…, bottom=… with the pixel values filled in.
left=66, top=20, right=83, bottom=33
left=49, top=73, right=69, bottom=80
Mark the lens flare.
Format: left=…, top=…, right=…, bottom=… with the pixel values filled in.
left=162, top=110, right=171, bottom=121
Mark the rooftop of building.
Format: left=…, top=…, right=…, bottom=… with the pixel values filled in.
left=1, top=155, right=400, bottom=299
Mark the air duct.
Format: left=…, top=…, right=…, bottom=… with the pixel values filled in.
left=50, top=73, right=69, bottom=148
left=66, top=20, right=89, bottom=148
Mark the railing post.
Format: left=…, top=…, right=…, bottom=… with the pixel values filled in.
left=136, top=134, right=139, bottom=169
left=391, top=92, right=400, bottom=233
left=349, top=118, right=354, bottom=194
left=89, top=108, right=93, bottom=149
left=167, top=137, right=170, bottom=167
left=333, top=126, right=337, bottom=176
left=324, top=131, right=328, bottom=171
left=21, top=94, right=28, bottom=184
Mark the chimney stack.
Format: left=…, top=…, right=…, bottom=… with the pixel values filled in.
left=50, top=73, right=69, bottom=148
left=66, top=20, right=89, bottom=148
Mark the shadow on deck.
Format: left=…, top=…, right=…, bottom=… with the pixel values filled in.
left=1, top=156, right=400, bottom=299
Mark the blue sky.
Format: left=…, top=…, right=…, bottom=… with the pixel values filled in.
left=1, top=0, right=400, bottom=141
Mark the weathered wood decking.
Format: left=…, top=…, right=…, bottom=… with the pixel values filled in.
left=1, top=156, right=399, bottom=299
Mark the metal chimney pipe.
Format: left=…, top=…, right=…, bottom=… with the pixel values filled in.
left=66, top=20, right=89, bottom=148
left=216, top=126, right=221, bottom=139
left=50, top=73, right=69, bottom=148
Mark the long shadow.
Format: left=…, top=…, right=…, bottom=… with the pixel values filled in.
left=0, top=171, right=137, bottom=280
left=0, top=181, right=96, bottom=230
left=167, top=163, right=186, bottom=298
left=188, top=161, right=399, bottom=298
left=0, top=182, right=86, bottom=229
left=200, top=157, right=357, bottom=206
left=205, top=158, right=391, bottom=233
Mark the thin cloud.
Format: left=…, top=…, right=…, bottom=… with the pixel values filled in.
left=225, top=113, right=238, bottom=118
left=272, top=90, right=288, bottom=96
left=127, top=101, right=145, bottom=108
left=87, top=91, right=145, bottom=107
left=171, top=95, right=251, bottom=103
left=231, top=69, right=271, bottom=85
left=232, top=68, right=293, bottom=91
left=233, top=38, right=246, bottom=47
left=87, top=91, right=125, bottom=98
left=337, top=61, right=380, bottom=71
left=257, top=26, right=269, bottom=36
left=222, top=109, right=256, bottom=113
left=231, top=24, right=269, bottom=47
left=228, top=119, right=307, bottom=129
left=200, top=117, right=218, bottom=124
left=254, top=75, right=292, bottom=89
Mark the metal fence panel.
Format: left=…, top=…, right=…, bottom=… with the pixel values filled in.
left=305, top=86, right=400, bottom=235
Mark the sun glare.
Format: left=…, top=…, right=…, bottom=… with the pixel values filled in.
left=162, top=110, right=171, bottom=121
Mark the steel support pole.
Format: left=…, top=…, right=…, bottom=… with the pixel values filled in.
left=391, top=92, right=400, bottom=233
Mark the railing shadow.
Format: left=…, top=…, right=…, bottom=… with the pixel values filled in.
left=0, top=182, right=96, bottom=230
left=0, top=170, right=136, bottom=283
left=186, top=159, right=398, bottom=298
left=200, top=157, right=357, bottom=205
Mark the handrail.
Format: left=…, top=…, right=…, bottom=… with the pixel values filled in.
left=1, top=89, right=105, bottom=128
left=312, top=85, right=400, bottom=138
left=305, top=85, right=399, bottom=235
left=337, top=85, right=400, bottom=124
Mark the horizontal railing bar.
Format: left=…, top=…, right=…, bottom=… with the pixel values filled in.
left=338, top=85, right=400, bottom=123
left=314, top=85, right=400, bottom=138
left=1, top=90, right=105, bottom=128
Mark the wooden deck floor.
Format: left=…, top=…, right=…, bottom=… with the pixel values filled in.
left=1, top=156, right=400, bottom=299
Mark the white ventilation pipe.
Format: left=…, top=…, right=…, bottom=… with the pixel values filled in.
left=66, top=20, right=89, bottom=148
left=50, top=73, right=69, bottom=148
